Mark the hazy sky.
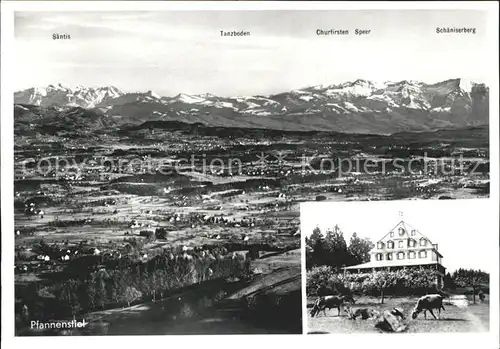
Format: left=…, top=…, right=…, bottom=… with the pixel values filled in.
left=302, top=199, right=496, bottom=274
left=15, top=10, right=492, bottom=96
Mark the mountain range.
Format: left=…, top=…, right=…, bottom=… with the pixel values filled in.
left=14, top=78, right=489, bottom=135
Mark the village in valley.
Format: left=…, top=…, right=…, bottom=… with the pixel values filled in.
left=13, top=83, right=490, bottom=335
left=304, top=205, right=490, bottom=334
left=14, top=126, right=307, bottom=335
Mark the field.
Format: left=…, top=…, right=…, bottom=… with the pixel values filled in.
left=307, top=295, right=490, bottom=334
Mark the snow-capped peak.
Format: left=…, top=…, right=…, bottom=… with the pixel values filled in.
left=14, top=84, right=124, bottom=108
left=197, top=93, right=217, bottom=99
left=145, top=90, right=161, bottom=99
left=47, top=83, right=70, bottom=92
left=14, top=78, right=486, bottom=123
left=458, top=78, right=474, bottom=93
left=173, top=93, right=207, bottom=104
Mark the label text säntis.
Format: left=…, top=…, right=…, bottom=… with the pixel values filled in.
left=53, top=33, right=71, bottom=40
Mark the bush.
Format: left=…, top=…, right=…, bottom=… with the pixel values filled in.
left=307, top=268, right=439, bottom=297
left=307, top=265, right=335, bottom=291
left=155, top=227, right=169, bottom=240
left=139, top=230, right=155, bottom=242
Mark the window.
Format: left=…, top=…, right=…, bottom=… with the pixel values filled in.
left=377, top=242, right=384, bottom=249
left=390, top=231, right=394, bottom=238
left=398, top=228, right=405, bottom=236
left=409, top=251, right=416, bottom=259
left=387, top=253, right=393, bottom=260
left=397, top=252, right=405, bottom=260
left=419, top=250, right=427, bottom=258
left=409, top=239, right=416, bottom=248
left=387, top=241, right=394, bottom=249
left=376, top=253, right=383, bottom=261
left=411, top=230, right=416, bottom=236
left=398, top=241, right=404, bottom=248
left=420, top=238, right=427, bottom=246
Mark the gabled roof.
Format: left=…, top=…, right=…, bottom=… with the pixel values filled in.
left=378, top=220, right=435, bottom=245
left=373, top=219, right=443, bottom=260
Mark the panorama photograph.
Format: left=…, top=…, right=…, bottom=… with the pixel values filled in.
left=12, top=10, right=490, bottom=335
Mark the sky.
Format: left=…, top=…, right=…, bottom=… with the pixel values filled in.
left=301, top=199, right=496, bottom=274
left=14, top=10, right=493, bottom=96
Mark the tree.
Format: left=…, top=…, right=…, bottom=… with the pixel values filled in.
left=305, top=244, right=314, bottom=269
left=365, top=270, right=397, bottom=304
left=307, top=226, right=374, bottom=270
left=443, top=272, right=455, bottom=290
left=123, top=286, right=142, bottom=307
left=453, top=269, right=489, bottom=304
left=347, top=232, right=374, bottom=266
left=305, top=227, right=328, bottom=268
left=59, top=279, right=81, bottom=319
left=306, top=265, right=335, bottom=295
left=139, top=230, right=155, bottom=242
left=155, top=227, right=169, bottom=240
left=93, top=269, right=109, bottom=310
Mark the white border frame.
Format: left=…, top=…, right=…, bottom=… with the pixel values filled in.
left=2, top=2, right=499, bottom=349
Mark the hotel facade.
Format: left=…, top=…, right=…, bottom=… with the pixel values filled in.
left=344, top=220, right=445, bottom=288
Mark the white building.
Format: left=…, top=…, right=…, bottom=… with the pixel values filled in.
left=344, top=219, right=446, bottom=288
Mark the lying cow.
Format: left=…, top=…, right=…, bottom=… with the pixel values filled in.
left=411, top=294, right=445, bottom=320
left=346, top=307, right=405, bottom=321
left=310, top=295, right=355, bottom=317
left=391, top=307, right=406, bottom=319
left=344, top=307, right=374, bottom=320
left=375, top=309, right=408, bottom=333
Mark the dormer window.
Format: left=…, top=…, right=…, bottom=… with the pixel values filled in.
left=409, top=239, right=416, bottom=248
left=377, top=242, right=384, bottom=249
left=398, top=228, right=405, bottom=236
left=420, top=238, right=427, bottom=246
left=387, top=241, right=394, bottom=249
left=397, top=252, right=405, bottom=260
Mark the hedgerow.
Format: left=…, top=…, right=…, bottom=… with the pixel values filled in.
left=307, top=265, right=439, bottom=297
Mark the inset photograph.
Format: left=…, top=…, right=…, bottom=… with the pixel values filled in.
left=303, top=200, right=491, bottom=334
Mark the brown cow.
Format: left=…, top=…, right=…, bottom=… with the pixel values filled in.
left=310, top=295, right=356, bottom=317
left=411, top=294, right=445, bottom=320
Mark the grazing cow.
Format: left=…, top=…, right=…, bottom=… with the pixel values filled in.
left=310, top=295, right=356, bottom=317
left=411, top=294, right=445, bottom=320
